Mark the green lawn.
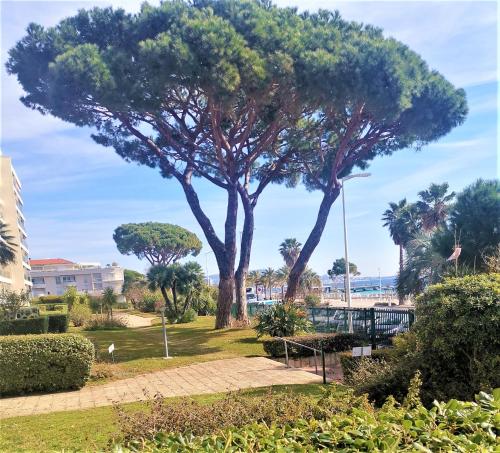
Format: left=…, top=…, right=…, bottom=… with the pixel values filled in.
left=77, top=316, right=265, bottom=382
left=0, top=384, right=324, bottom=452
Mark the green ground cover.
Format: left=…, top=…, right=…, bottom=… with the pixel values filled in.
left=0, top=385, right=323, bottom=452
left=74, top=316, right=264, bottom=382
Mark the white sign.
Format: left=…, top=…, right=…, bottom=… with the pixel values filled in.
left=108, top=343, right=115, bottom=354
left=352, top=346, right=372, bottom=357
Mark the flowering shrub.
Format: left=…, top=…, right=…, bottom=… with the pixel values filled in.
left=254, top=303, right=313, bottom=337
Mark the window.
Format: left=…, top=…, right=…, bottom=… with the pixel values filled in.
left=32, top=277, right=45, bottom=285
left=62, top=275, right=76, bottom=283
left=92, top=273, right=102, bottom=282
left=55, top=276, right=61, bottom=284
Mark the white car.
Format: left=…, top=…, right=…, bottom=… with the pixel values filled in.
left=246, top=293, right=258, bottom=303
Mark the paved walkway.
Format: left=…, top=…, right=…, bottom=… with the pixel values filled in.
left=0, top=357, right=322, bottom=419
left=114, top=312, right=153, bottom=327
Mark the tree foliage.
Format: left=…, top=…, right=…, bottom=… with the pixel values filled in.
left=147, top=261, right=204, bottom=322
left=114, top=222, right=202, bottom=266
left=328, top=258, right=359, bottom=278
left=7, top=0, right=468, bottom=323
left=0, top=221, right=17, bottom=266
left=278, top=238, right=302, bottom=268
left=122, top=269, right=146, bottom=294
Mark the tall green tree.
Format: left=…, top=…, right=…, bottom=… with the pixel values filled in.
left=7, top=0, right=467, bottom=326
left=276, top=265, right=290, bottom=299
left=247, top=270, right=261, bottom=295
left=114, top=223, right=202, bottom=266
left=431, top=179, right=500, bottom=272
left=327, top=258, right=359, bottom=293
left=279, top=238, right=302, bottom=268
left=382, top=199, right=420, bottom=303
left=416, top=183, right=455, bottom=231
left=0, top=222, right=16, bottom=266
left=122, top=269, right=146, bottom=294
left=299, top=267, right=322, bottom=295
left=102, top=287, right=117, bottom=319
left=148, top=261, right=204, bottom=321
left=260, top=267, right=277, bottom=300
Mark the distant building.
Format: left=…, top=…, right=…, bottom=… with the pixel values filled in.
left=0, top=154, right=32, bottom=292
left=30, top=259, right=124, bottom=298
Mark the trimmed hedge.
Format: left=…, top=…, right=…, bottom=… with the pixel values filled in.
left=263, top=333, right=367, bottom=358
left=47, top=313, right=69, bottom=333
left=38, top=303, right=68, bottom=313
left=0, top=316, right=49, bottom=335
left=33, top=295, right=67, bottom=305
left=0, top=334, right=94, bottom=395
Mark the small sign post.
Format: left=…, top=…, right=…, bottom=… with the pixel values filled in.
left=352, top=345, right=372, bottom=357
left=108, top=343, right=115, bottom=363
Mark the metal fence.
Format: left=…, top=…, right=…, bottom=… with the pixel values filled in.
left=234, top=304, right=415, bottom=346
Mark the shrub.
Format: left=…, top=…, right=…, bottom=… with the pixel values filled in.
left=0, top=316, right=49, bottom=335
left=116, top=385, right=499, bottom=452
left=38, top=303, right=68, bottom=313
left=88, top=296, right=103, bottom=314
left=191, top=285, right=217, bottom=315
left=136, top=293, right=158, bottom=313
left=69, top=303, right=92, bottom=327
left=0, top=334, right=94, bottom=395
left=84, top=316, right=127, bottom=331
left=115, top=386, right=367, bottom=444
left=263, top=332, right=367, bottom=358
left=47, top=313, right=69, bottom=333
left=254, top=303, right=313, bottom=338
left=90, top=361, right=120, bottom=381
left=304, top=294, right=320, bottom=307
left=414, top=273, right=500, bottom=402
left=33, top=295, right=66, bottom=304
left=178, top=308, right=197, bottom=324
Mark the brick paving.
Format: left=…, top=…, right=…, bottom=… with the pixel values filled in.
left=0, top=357, right=322, bottom=419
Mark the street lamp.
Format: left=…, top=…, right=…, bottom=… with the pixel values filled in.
left=159, top=306, right=172, bottom=359
left=341, top=172, right=371, bottom=333
left=203, top=251, right=213, bottom=285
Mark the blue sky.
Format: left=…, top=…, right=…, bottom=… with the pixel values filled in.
left=1, top=1, right=498, bottom=277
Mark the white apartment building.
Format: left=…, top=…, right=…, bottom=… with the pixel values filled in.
left=0, top=154, right=32, bottom=292
left=30, top=258, right=124, bottom=298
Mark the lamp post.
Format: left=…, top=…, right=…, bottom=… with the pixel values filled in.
left=159, top=306, right=172, bottom=359
left=341, top=172, right=371, bottom=333
left=203, top=251, right=213, bottom=286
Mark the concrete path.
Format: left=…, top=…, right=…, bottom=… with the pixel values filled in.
left=0, top=357, right=322, bottom=419
left=114, top=312, right=153, bottom=328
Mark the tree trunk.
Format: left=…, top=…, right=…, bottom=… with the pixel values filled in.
left=234, top=191, right=254, bottom=324
left=215, top=274, right=235, bottom=329
left=398, top=244, right=404, bottom=305
left=285, top=188, right=340, bottom=301
left=180, top=176, right=238, bottom=329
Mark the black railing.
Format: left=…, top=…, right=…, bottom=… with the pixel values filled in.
left=235, top=304, right=415, bottom=346
left=281, top=337, right=327, bottom=384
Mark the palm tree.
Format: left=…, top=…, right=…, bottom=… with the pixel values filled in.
left=299, top=267, right=321, bottom=296
left=279, top=238, right=302, bottom=268
left=102, top=287, right=117, bottom=319
left=382, top=199, right=419, bottom=304
left=416, top=183, right=455, bottom=231
left=260, top=267, right=277, bottom=300
left=0, top=222, right=16, bottom=266
left=276, top=266, right=289, bottom=299
left=247, top=270, right=261, bottom=295
left=398, top=234, right=450, bottom=297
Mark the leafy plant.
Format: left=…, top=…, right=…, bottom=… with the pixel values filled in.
left=69, top=303, right=92, bottom=327
left=304, top=294, right=320, bottom=307
left=254, top=303, right=313, bottom=338
left=84, top=316, right=127, bottom=331
left=115, top=386, right=500, bottom=452
left=0, top=221, right=16, bottom=265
